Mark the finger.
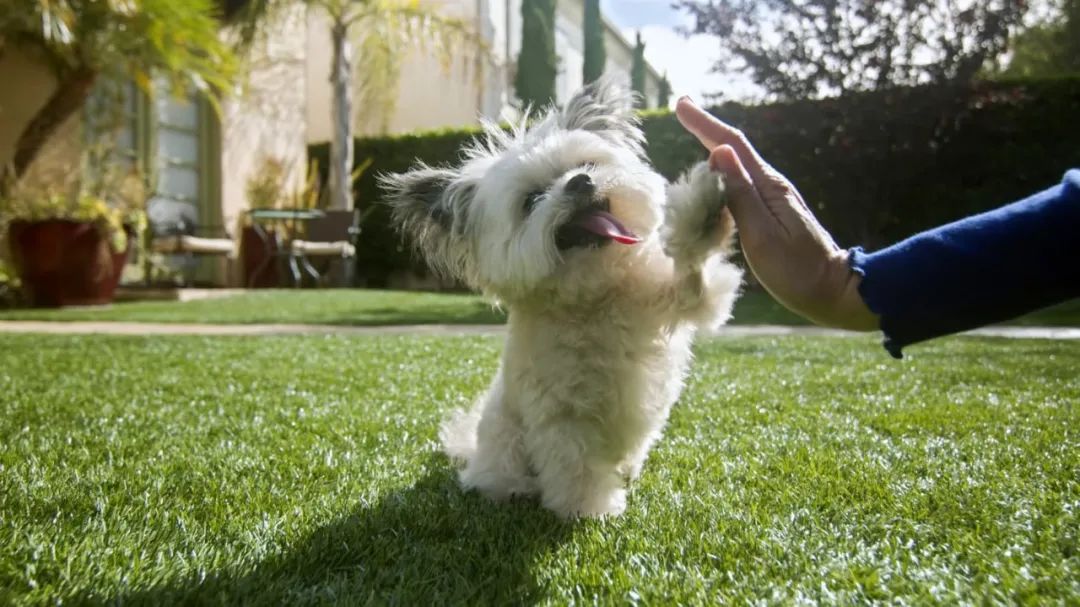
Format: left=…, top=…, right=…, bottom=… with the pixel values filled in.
left=709, top=145, right=772, bottom=241
left=675, top=96, right=722, bottom=149
left=675, top=97, right=776, bottom=186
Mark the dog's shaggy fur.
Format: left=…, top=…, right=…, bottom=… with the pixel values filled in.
left=382, top=79, right=741, bottom=518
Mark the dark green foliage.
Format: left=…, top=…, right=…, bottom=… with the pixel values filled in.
left=999, top=0, right=1080, bottom=78
left=514, top=0, right=557, bottom=109
left=643, top=78, right=1080, bottom=248
left=309, top=77, right=1080, bottom=282
left=310, top=128, right=481, bottom=286
left=630, top=31, right=647, bottom=108
left=657, top=73, right=673, bottom=108
left=1069, top=0, right=1080, bottom=70
left=582, top=0, right=605, bottom=84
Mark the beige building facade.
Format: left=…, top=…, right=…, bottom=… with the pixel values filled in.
left=0, top=7, right=309, bottom=285
left=2, top=1, right=662, bottom=285
left=305, top=0, right=665, bottom=141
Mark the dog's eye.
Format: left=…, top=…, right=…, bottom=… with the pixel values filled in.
left=523, top=190, right=544, bottom=216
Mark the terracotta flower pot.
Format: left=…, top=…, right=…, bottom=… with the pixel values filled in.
left=240, top=225, right=281, bottom=288
left=8, top=219, right=131, bottom=307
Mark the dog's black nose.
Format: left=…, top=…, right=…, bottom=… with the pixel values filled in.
left=565, top=173, right=594, bottom=196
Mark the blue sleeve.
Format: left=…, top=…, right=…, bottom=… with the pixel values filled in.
left=849, top=169, right=1080, bottom=359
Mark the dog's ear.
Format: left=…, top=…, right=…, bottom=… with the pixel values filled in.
left=560, top=75, right=645, bottom=154
left=380, top=165, right=474, bottom=280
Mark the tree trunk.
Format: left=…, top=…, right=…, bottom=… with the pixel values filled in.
left=10, top=66, right=99, bottom=181
left=328, top=18, right=354, bottom=211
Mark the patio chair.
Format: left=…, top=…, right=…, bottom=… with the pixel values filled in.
left=146, top=219, right=236, bottom=286
left=288, top=209, right=359, bottom=287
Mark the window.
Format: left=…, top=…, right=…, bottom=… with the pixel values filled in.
left=85, top=78, right=222, bottom=281
left=148, top=78, right=205, bottom=234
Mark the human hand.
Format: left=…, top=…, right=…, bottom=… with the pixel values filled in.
left=675, top=97, right=878, bottom=331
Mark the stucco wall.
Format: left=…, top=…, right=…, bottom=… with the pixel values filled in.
left=306, top=1, right=488, bottom=141
left=603, top=26, right=662, bottom=107
left=305, top=0, right=664, bottom=141
left=305, top=8, right=334, bottom=143
left=0, top=48, right=83, bottom=190
left=220, top=4, right=309, bottom=233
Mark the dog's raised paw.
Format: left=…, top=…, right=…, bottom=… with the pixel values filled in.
left=688, top=161, right=728, bottom=218
left=692, top=164, right=729, bottom=237
left=663, top=161, right=731, bottom=262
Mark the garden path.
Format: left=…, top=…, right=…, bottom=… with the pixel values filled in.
left=1, top=321, right=1078, bottom=340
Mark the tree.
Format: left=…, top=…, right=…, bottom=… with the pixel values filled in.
left=234, top=0, right=478, bottom=211
left=319, top=1, right=478, bottom=210
left=583, top=0, right=606, bottom=84
left=0, top=0, right=236, bottom=183
left=675, top=0, right=1029, bottom=101
left=1000, top=0, right=1080, bottom=77
left=657, top=72, right=673, bottom=108
left=515, top=0, right=558, bottom=109
left=630, top=31, right=647, bottom=108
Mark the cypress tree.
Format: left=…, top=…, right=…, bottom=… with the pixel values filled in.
left=656, top=72, right=672, bottom=107
left=630, top=31, right=647, bottom=108
left=583, top=0, right=606, bottom=83
left=515, top=0, right=558, bottom=109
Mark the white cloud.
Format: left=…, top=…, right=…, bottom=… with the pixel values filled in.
left=632, top=25, right=763, bottom=107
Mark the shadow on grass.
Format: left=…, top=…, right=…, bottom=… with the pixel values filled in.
left=77, top=459, right=572, bottom=605
left=320, top=304, right=507, bottom=326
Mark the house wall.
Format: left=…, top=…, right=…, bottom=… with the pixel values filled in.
left=0, top=19, right=309, bottom=231
left=493, top=0, right=662, bottom=112
left=305, top=0, right=664, bottom=142
left=2, top=10, right=309, bottom=287
left=552, top=0, right=660, bottom=107
left=364, top=0, right=486, bottom=137
left=306, top=1, right=487, bottom=141
left=602, top=20, right=662, bottom=107
left=554, top=0, right=587, bottom=105
left=0, top=48, right=83, bottom=191
left=220, top=4, right=308, bottom=233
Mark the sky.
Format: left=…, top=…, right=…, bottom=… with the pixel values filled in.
left=600, top=0, right=761, bottom=106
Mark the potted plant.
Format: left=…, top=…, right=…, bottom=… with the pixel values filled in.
left=240, top=155, right=288, bottom=288
left=0, top=159, right=147, bottom=307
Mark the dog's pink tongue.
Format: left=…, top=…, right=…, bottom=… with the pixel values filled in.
left=575, top=210, right=641, bottom=245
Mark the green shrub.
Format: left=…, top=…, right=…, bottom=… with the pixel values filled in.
left=310, top=78, right=1080, bottom=285
left=310, top=128, right=481, bottom=286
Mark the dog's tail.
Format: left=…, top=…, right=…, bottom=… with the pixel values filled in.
left=439, top=406, right=480, bottom=464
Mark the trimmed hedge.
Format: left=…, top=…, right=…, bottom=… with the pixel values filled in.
left=310, top=78, right=1080, bottom=286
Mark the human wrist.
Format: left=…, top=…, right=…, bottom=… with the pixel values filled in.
left=834, top=273, right=879, bottom=331
left=829, top=249, right=879, bottom=331
left=802, top=251, right=880, bottom=331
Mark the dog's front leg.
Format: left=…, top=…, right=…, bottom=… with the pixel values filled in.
left=524, top=413, right=628, bottom=519
left=660, top=161, right=741, bottom=324
left=453, top=374, right=538, bottom=501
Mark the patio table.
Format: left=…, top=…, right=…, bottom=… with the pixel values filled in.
left=246, top=208, right=326, bottom=288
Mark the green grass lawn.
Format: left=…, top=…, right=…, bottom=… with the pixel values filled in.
left=0, top=289, right=508, bottom=326
left=1, top=333, right=1076, bottom=604
left=2, top=287, right=1078, bottom=327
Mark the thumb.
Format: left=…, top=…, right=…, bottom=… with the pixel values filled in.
left=709, top=145, right=766, bottom=233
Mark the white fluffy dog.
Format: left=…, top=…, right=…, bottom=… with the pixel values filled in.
left=382, top=79, right=741, bottom=518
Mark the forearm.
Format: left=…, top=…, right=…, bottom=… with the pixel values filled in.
left=850, top=169, right=1080, bottom=358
